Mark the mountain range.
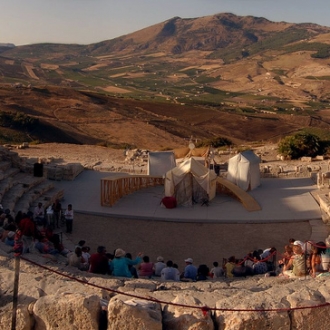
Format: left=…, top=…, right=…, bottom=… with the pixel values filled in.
left=1, top=13, right=330, bottom=148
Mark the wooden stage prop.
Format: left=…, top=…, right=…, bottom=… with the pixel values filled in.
left=216, top=177, right=261, bottom=212
left=101, top=175, right=164, bottom=207
left=101, top=175, right=261, bottom=212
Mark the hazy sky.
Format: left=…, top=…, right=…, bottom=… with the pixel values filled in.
left=1, top=0, right=329, bottom=46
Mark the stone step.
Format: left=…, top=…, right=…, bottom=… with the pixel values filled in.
left=14, top=181, right=55, bottom=214
left=1, top=183, right=27, bottom=213
left=0, top=178, right=15, bottom=203
left=0, top=170, right=28, bottom=203
left=0, top=167, right=21, bottom=182
left=31, top=188, right=64, bottom=211
left=0, top=161, right=12, bottom=172
left=1, top=174, right=47, bottom=214
left=18, top=174, right=46, bottom=189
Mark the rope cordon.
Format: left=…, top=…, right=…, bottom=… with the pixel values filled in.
left=19, top=256, right=330, bottom=315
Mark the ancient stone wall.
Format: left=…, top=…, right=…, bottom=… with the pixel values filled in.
left=1, top=249, right=330, bottom=330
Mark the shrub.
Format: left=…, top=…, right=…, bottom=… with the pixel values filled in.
left=197, top=136, right=233, bottom=148
left=0, top=111, right=39, bottom=129
left=278, top=133, right=321, bottom=159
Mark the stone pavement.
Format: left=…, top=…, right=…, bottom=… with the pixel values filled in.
left=53, top=170, right=322, bottom=224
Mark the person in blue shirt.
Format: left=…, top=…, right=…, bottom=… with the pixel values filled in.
left=182, top=257, right=197, bottom=281
left=109, top=248, right=142, bottom=278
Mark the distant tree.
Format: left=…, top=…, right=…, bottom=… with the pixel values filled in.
left=278, top=133, right=321, bottom=159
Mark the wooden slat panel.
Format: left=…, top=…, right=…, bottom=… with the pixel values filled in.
left=216, top=177, right=261, bottom=212
left=101, top=175, right=164, bottom=206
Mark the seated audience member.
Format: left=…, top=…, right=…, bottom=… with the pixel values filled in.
left=138, top=255, right=154, bottom=278
left=252, top=251, right=268, bottom=275
left=161, top=260, right=180, bottom=281
left=125, top=253, right=138, bottom=278
left=3, top=215, right=16, bottom=232
left=76, top=240, right=86, bottom=249
left=153, top=256, right=166, bottom=277
left=34, top=202, right=45, bottom=226
left=0, top=213, right=6, bottom=227
left=197, top=264, right=210, bottom=281
left=34, top=230, right=58, bottom=255
left=260, top=247, right=277, bottom=271
left=289, top=238, right=295, bottom=247
left=244, top=252, right=255, bottom=276
left=310, top=241, right=326, bottom=277
left=15, top=211, right=23, bottom=226
left=232, top=259, right=247, bottom=277
left=82, top=246, right=91, bottom=264
left=109, top=248, right=142, bottom=278
left=1, top=219, right=16, bottom=243
left=181, top=258, right=197, bottom=281
left=224, top=256, right=236, bottom=278
left=321, top=236, right=330, bottom=273
left=210, top=261, right=224, bottom=279
left=283, top=241, right=307, bottom=278
left=67, top=247, right=85, bottom=270
left=278, top=245, right=293, bottom=269
left=89, top=246, right=109, bottom=275
left=5, top=231, right=15, bottom=247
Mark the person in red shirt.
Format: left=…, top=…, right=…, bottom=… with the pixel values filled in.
left=138, top=255, right=154, bottom=278
left=89, top=246, right=109, bottom=275
left=19, top=212, right=36, bottom=253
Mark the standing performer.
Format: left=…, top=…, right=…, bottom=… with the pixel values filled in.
left=64, top=204, right=74, bottom=234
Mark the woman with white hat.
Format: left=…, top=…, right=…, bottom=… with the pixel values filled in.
left=283, top=241, right=307, bottom=278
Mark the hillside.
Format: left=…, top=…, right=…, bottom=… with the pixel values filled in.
left=1, top=83, right=330, bottom=149
left=1, top=13, right=330, bottom=108
left=1, top=13, right=330, bottom=147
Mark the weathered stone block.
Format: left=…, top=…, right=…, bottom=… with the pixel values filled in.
left=0, top=305, right=34, bottom=330
left=33, top=293, right=101, bottom=330
left=163, top=294, right=214, bottom=330
left=108, top=297, right=162, bottom=330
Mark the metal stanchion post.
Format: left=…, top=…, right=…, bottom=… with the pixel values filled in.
left=11, top=255, right=21, bottom=330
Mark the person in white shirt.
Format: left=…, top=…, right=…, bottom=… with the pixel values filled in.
left=64, top=204, right=74, bottom=233
left=210, top=261, right=224, bottom=278
left=34, top=202, right=45, bottom=226
left=82, top=246, right=90, bottom=263
left=161, top=260, right=180, bottom=281
left=153, top=256, right=166, bottom=276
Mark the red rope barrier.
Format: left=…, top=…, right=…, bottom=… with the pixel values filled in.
left=19, top=256, right=330, bottom=314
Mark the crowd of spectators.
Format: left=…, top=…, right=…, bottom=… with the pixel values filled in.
left=0, top=201, right=73, bottom=258
left=67, top=238, right=330, bottom=281
left=1, top=202, right=330, bottom=281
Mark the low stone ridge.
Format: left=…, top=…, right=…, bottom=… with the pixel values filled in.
left=1, top=243, right=330, bottom=330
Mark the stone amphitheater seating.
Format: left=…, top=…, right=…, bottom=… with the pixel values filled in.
left=0, top=147, right=64, bottom=216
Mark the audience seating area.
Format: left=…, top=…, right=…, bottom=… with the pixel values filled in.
left=0, top=147, right=64, bottom=216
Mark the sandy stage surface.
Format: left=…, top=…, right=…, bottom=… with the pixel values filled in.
left=13, top=142, right=317, bottom=269
left=69, top=213, right=311, bottom=270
